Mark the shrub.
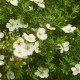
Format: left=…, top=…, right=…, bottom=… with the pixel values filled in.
left=0, top=0, right=80, bottom=80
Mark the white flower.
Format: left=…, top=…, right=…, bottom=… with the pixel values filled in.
left=22, top=24, right=28, bottom=28
left=29, top=6, right=33, bottom=10
left=71, top=64, right=80, bottom=75
left=0, top=32, right=4, bottom=38
left=58, top=41, right=69, bottom=53
left=0, top=55, right=4, bottom=60
left=46, top=24, right=56, bottom=30
left=0, top=61, right=5, bottom=66
left=24, top=43, right=34, bottom=56
left=10, top=0, right=18, bottom=6
left=37, top=28, right=47, bottom=40
left=10, top=56, right=14, bottom=61
left=34, top=67, right=49, bottom=78
left=62, top=24, right=76, bottom=33
left=30, top=0, right=45, bottom=8
left=7, top=0, right=18, bottom=6
left=0, top=73, right=2, bottom=78
left=17, top=19, right=28, bottom=28
left=6, top=19, right=18, bottom=31
left=0, top=55, right=5, bottom=66
left=13, top=48, right=26, bottom=58
left=13, top=37, right=26, bottom=49
left=23, top=33, right=36, bottom=42
left=7, top=71, right=15, bottom=80
left=34, top=42, right=40, bottom=53
left=37, top=3, right=45, bottom=8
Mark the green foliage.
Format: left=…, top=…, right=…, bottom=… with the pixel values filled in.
left=0, top=0, right=80, bottom=80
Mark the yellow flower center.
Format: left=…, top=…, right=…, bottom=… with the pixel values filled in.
left=38, top=32, right=42, bottom=36
left=68, top=28, right=71, bottom=32
left=48, top=26, right=52, bottom=29
left=20, top=20, right=24, bottom=25
left=76, top=68, right=80, bottom=72
left=26, top=46, right=30, bottom=50
left=17, top=41, right=21, bottom=46
left=61, top=45, right=65, bottom=49
left=18, top=50, right=22, bottom=55
left=28, top=36, right=32, bottom=41
left=39, top=70, right=44, bottom=76
left=10, top=22, right=15, bottom=27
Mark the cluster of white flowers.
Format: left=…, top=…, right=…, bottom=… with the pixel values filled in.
left=7, top=70, right=15, bottom=80
left=0, top=55, right=5, bottom=66
left=12, top=26, right=48, bottom=58
left=23, top=28, right=48, bottom=41
left=13, top=36, right=40, bottom=58
left=60, top=24, right=78, bottom=76
left=6, top=0, right=18, bottom=6
left=71, top=64, right=80, bottom=75
left=13, top=37, right=27, bottom=58
left=5, top=18, right=77, bottom=77
left=57, top=24, right=76, bottom=54
left=34, top=67, right=49, bottom=78
left=6, top=19, right=28, bottom=31
left=1, top=0, right=79, bottom=78
left=6, top=0, right=46, bottom=8
left=22, top=32, right=41, bottom=53
left=30, top=0, right=45, bottom=8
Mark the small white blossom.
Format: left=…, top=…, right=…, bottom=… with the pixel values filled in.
left=13, top=48, right=26, bottom=58
left=62, top=24, right=76, bottom=33
left=30, top=0, right=45, bottom=8
left=71, top=64, right=80, bottom=75
left=23, top=33, right=36, bottom=42
left=13, top=37, right=26, bottom=49
left=24, top=43, right=34, bottom=56
left=17, top=19, right=28, bottom=28
left=22, top=24, right=28, bottom=28
left=31, top=28, right=35, bottom=31
left=34, top=67, right=49, bottom=78
left=38, top=3, right=45, bottom=8
left=34, top=42, right=40, bottom=53
left=0, top=32, right=4, bottom=38
left=0, top=61, right=5, bottom=66
left=10, top=56, right=14, bottom=61
left=29, top=6, right=33, bottom=10
left=37, top=28, right=47, bottom=40
left=0, top=55, right=4, bottom=60
left=0, top=55, right=5, bottom=66
left=46, top=24, right=56, bottom=30
left=6, top=19, right=18, bottom=31
left=58, top=41, right=69, bottom=53
left=7, top=0, right=18, bottom=6
left=7, top=71, right=15, bottom=80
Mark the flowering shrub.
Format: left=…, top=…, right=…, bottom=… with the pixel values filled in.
left=0, top=0, right=80, bottom=80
